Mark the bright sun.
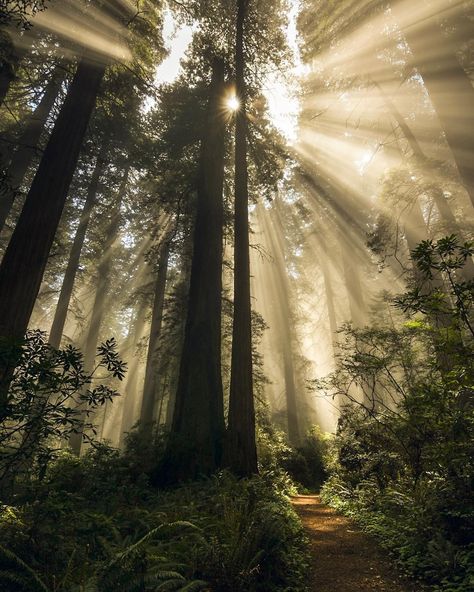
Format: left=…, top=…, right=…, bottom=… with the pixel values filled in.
left=227, top=96, right=240, bottom=111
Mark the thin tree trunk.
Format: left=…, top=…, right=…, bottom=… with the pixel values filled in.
left=119, top=296, right=149, bottom=447
left=317, top=234, right=339, bottom=360
left=162, top=242, right=193, bottom=432
left=0, top=56, right=105, bottom=418
left=226, top=0, right=258, bottom=477
left=69, top=169, right=126, bottom=455
left=340, top=229, right=366, bottom=328
left=161, top=59, right=227, bottom=482
left=49, top=142, right=108, bottom=348
left=0, top=65, right=66, bottom=232
left=140, top=239, right=170, bottom=430
left=264, top=203, right=300, bottom=445
left=377, top=80, right=474, bottom=279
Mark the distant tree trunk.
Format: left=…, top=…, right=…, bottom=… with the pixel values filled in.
left=0, top=56, right=105, bottom=419
left=340, top=230, right=366, bottom=327
left=379, top=84, right=474, bottom=280
left=119, top=295, right=149, bottom=447
left=162, top=242, right=193, bottom=432
left=374, top=80, right=425, bottom=162
left=264, top=203, right=300, bottom=445
left=396, top=6, right=474, bottom=207
left=226, top=0, right=258, bottom=477
left=140, top=239, right=170, bottom=431
left=69, top=169, right=126, bottom=455
left=161, top=59, right=226, bottom=482
left=49, top=143, right=108, bottom=349
left=0, top=65, right=66, bottom=232
left=317, top=234, right=339, bottom=359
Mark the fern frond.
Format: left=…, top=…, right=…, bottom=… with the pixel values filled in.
left=0, top=544, right=50, bottom=592
left=154, top=579, right=190, bottom=591
left=108, top=521, right=200, bottom=568
left=178, top=579, right=209, bottom=591
left=148, top=570, right=185, bottom=580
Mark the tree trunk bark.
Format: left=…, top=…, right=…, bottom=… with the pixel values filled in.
left=226, top=0, right=258, bottom=477
left=161, top=59, right=227, bottom=482
left=340, top=229, right=366, bottom=328
left=0, top=65, right=66, bottom=232
left=49, top=142, right=108, bottom=349
left=119, top=295, right=149, bottom=447
left=69, top=168, right=126, bottom=455
left=0, top=56, right=105, bottom=419
left=140, top=238, right=170, bottom=430
left=264, top=203, right=300, bottom=445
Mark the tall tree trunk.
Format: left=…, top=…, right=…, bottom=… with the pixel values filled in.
left=340, top=229, right=366, bottom=327
left=316, top=233, right=339, bottom=360
left=140, top=239, right=170, bottom=430
left=161, top=59, right=226, bottom=482
left=0, top=65, right=65, bottom=232
left=264, top=203, right=300, bottom=445
left=69, top=169, right=126, bottom=455
left=119, top=295, right=149, bottom=447
left=377, top=80, right=474, bottom=279
left=395, top=4, right=474, bottom=207
left=226, top=0, right=258, bottom=477
left=0, top=56, right=105, bottom=419
left=49, top=142, right=108, bottom=348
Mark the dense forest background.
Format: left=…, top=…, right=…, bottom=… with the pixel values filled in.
left=0, top=1, right=472, bottom=591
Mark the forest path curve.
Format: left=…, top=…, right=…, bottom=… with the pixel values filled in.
left=291, top=495, right=422, bottom=592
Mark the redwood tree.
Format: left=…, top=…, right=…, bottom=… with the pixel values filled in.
left=0, top=56, right=106, bottom=417
left=226, top=0, right=258, bottom=477
left=161, top=59, right=227, bottom=481
left=0, top=65, right=66, bottom=232
left=48, top=141, right=109, bottom=349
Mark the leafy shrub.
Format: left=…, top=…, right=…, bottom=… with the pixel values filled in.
left=318, top=236, right=474, bottom=591
left=0, top=446, right=309, bottom=591
left=281, top=427, right=329, bottom=491
left=0, top=331, right=126, bottom=494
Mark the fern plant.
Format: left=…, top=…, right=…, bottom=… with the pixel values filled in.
left=81, top=521, right=209, bottom=592
left=0, top=544, right=51, bottom=592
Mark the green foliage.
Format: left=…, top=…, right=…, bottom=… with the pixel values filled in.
left=318, top=236, right=474, bottom=590
left=0, top=330, right=126, bottom=490
left=0, top=543, right=50, bottom=592
left=281, top=428, right=329, bottom=492
left=0, top=1, right=50, bottom=29
left=395, top=235, right=474, bottom=342
left=0, top=440, right=309, bottom=591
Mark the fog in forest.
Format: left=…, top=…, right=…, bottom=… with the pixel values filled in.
left=0, top=1, right=472, bottom=590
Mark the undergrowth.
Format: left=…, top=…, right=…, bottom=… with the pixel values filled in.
left=318, top=237, right=474, bottom=592
left=0, top=442, right=309, bottom=592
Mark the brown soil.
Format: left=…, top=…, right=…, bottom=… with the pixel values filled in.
left=291, top=495, right=424, bottom=592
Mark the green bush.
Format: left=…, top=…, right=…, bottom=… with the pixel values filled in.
left=281, top=427, right=329, bottom=491
left=318, top=236, right=474, bottom=591
left=0, top=447, right=309, bottom=592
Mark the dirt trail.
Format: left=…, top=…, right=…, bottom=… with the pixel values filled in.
left=292, top=495, right=422, bottom=592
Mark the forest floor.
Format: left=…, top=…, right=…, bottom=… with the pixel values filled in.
left=292, top=495, right=425, bottom=592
